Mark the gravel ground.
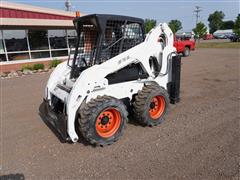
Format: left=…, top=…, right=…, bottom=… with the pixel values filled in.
left=0, top=48, right=239, bottom=180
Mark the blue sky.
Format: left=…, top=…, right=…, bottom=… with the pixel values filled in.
left=7, top=0, right=240, bottom=31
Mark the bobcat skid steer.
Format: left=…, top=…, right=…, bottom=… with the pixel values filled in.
left=39, top=14, right=181, bottom=146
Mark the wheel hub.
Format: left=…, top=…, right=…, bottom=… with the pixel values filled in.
left=150, top=102, right=156, bottom=109
left=101, top=116, right=109, bottom=125
left=95, top=108, right=121, bottom=138
left=149, top=96, right=166, bottom=119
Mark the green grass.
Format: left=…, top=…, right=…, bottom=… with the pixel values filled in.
left=33, top=63, right=45, bottom=70
left=196, top=42, right=240, bottom=48
left=49, top=59, right=62, bottom=68
left=21, top=64, right=33, bottom=71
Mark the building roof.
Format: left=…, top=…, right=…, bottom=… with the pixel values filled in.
left=0, top=1, right=84, bottom=28
left=1, top=1, right=76, bottom=17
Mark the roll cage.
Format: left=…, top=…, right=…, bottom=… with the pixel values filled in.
left=70, top=14, right=145, bottom=79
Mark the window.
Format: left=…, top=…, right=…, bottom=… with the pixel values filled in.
left=52, top=50, right=68, bottom=57
left=49, top=30, right=67, bottom=49
left=122, top=22, right=143, bottom=52
left=28, top=29, right=50, bottom=59
left=8, top=53, right=30, bottom=61
left=125, top=23, right=143, bottom=40
left=0, top=54, right=7, bottom=62
left=3, top=30, right=28, bottom=52
left=67, top=29, right=84, bottom=59
left=67, top=30, right=77, bottom=48
left=31, top=52, right=50, bottom=59
left=99, top=20, right=125, bottom=62
left=72, top=24, right=98, bottom=66
left=99, top=21, right=143, bottom=63
left=0, top=31, right=4, bottom=54
left=0, top=31, right=6, bottom=62
left=0, top=28, right=79, bottom=62
left=28, top=30, right=49, bottom=50
left=0, top=40, right=4, bottom=54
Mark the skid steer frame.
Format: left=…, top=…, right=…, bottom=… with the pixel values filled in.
left=40, top=14, right=180, bottom=143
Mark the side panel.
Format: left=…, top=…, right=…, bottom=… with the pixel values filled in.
left=86, top=80, right=145, bottom=103
left=45, top=61, right=71, bottom=101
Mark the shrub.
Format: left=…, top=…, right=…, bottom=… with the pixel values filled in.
left=32, top=63, right=44, bottom=70
left=49, top=59, right=62, bottom=68
left=21, top=64, right=33, bottom=71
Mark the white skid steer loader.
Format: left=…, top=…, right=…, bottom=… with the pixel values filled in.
left=39, top=14, right=181, bottom=146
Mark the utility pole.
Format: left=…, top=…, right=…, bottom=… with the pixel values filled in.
left=194, top=6, right=202, bottom=26
left=65, top=0, right=72, bottom=11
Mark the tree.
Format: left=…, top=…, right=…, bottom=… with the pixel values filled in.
left=168, top=20, right=182, bottom=34
left=192, top=22, right=207, bottom=42
left=233, top=14, right=240, bottom=37
left=208, top=11, right=225, bottom=33
left=144, top=19, right=156, bottom=33
left=221, top=20, right=234, bottom=30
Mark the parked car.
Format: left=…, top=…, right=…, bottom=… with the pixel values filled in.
left=230, top=34, right=240, bottom=42
left=203, top=34, right=214, bottom=40
left=174, top=36, right=195, bottom=57
left=213, top=29, right=233, bottom=39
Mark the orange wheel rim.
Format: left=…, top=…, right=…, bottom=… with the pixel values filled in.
left=95, top=108, right=121, bottom=138
left=149, top=95, right=165, bottom=119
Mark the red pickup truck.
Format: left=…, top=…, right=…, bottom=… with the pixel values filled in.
left=173, top=36, right=195, bottom=57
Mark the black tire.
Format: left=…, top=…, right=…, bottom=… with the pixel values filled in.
left=78, top=95, right=128, bottom=146
left=133, top=84, right=169, bottom=126
left=183, top=47, right=190, bottom=57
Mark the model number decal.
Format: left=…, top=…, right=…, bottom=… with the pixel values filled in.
left=118, top=55, right=130, bottom=64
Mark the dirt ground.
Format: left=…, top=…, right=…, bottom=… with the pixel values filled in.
left=200, top=39, right=230, bottom=43
left=0, top=48, right=239, bottom=180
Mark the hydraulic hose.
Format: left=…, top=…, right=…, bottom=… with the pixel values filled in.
left=159, top=52, right=177, bottom=77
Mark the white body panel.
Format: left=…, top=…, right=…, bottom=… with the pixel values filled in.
left=44, top=23, right=176, bottom=142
